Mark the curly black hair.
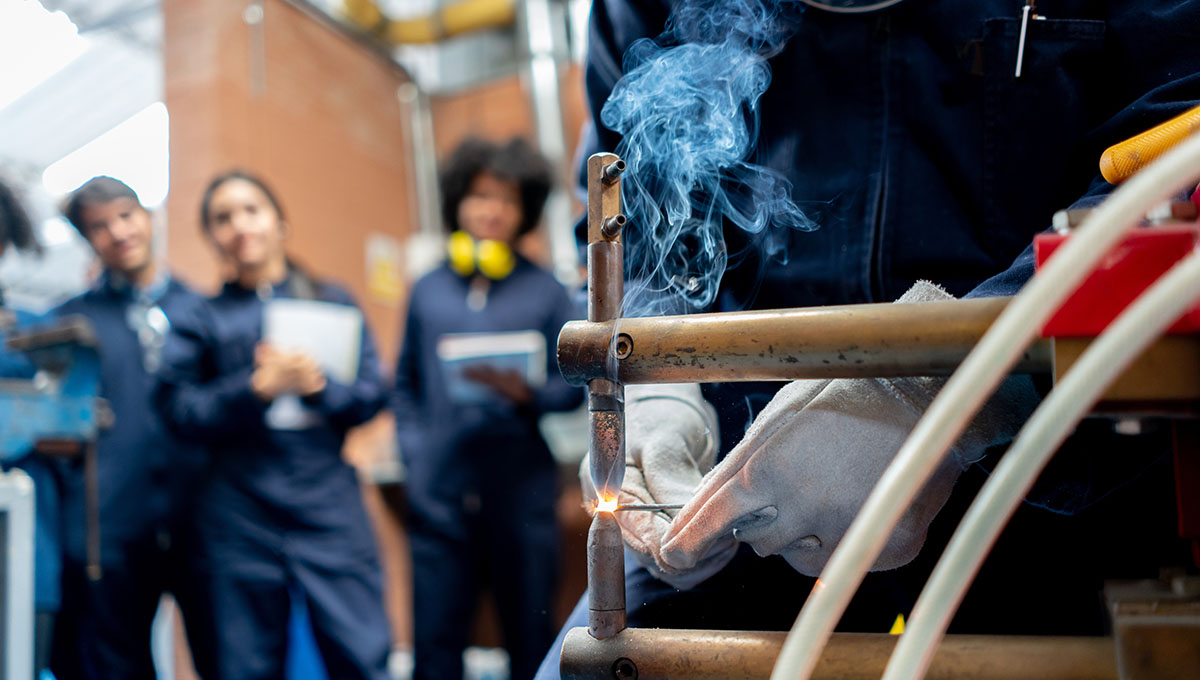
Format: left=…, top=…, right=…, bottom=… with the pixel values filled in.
left=0, top=179, right=41, bottom=255
left=62, top=176, right=141, bottom=237
left=439, top=137, right=553, bottom=236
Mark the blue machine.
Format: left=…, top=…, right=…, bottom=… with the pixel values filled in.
left=1, top=315, right=107, bottom=460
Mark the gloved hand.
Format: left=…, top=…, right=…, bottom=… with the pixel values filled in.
left=660, top=281, right=1038, bottom=577
left=579, top=382, right=736, bottom=589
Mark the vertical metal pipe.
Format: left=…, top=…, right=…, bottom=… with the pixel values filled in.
left=587, top=512, right=627, bottom=639
left=0, top=470, right=35, bottom=680
left=86, top=441, right=102, bottom=581
left=584, top=152, right=627, bottom=639
left=520, top=0, right=580, bottom=285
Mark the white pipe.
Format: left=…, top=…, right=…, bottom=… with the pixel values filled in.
left=883, top=246, right=1200, bottom=680
left=770, top=130, right=1200, bottom=680
left=0, top=470, right=35, bottom=680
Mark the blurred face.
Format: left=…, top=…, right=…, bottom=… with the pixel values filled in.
left=204, top=179, right=286, bottom=273
left=79, top=197, right=154, bottom=276
left=458, top=172, right=523, bottom=244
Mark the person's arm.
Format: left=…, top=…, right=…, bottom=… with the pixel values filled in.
left=299, top=291, right=387, bottom=430
left=391, top=287, right=425, bottom=459
left=156, top=301, right=268, bottom=441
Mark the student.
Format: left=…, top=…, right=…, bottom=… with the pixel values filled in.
left=157, top=170, right=391, bottom=680
left=51, top=176, right=213, bottom=680
left=393, top=137, right=584, bottom=680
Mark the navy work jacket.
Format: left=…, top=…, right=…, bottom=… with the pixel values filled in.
left=55, top=275, right=207, bottom=563
left=582, top=0, right=1200, bottom=452
left=158, top=273, right=386, bottom=537
left=393, top=258, right=584, bottom=536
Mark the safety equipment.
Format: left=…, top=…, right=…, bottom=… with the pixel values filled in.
left=579, top=383, right=734, bottom=590
left=659, top=281, right=1037, bottom=577
left=447, top=230, right=516, bottom=280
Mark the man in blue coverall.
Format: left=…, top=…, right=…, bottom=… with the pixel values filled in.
left=393, top=138, right=584, bottom=680
left=50, top=176, right=214, bottom=680
left=537, top=1, right=1200, bottom=677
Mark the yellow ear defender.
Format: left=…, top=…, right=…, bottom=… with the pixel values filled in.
left=446, top=231, right=516, bottom=280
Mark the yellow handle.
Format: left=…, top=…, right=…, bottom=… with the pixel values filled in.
left=1099, top=103, right=1200, bottom=184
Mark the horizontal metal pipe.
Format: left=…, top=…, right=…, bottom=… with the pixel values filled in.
left=557, top=297, right=1053, bottom=385
left=560, top=627, right=1117, bottom=680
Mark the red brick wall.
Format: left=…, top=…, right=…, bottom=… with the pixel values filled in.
left=164, top=0, right=415, bottom=362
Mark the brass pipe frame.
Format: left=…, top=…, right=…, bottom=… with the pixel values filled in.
left=558, top=297, right=1054, bottom=386
left=586, top=513, right=625, bottom=640
left=585, top=152, right=627, bottom=640
left=559, top=627, right=1117, bottom=680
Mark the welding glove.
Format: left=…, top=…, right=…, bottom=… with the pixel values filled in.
left=660, top=281, right=1039, bottom=577
left=580, top=382, right=737, bottom=589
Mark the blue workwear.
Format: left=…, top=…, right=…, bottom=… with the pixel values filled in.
left=394, top=257, right=583, bottom=680
left=47, top=272, right=214, bottom=680
left=536, top=1, right=1200, bottom=677
left=158, top=270, right=391, bottom=680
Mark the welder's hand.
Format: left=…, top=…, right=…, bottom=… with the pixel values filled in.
left=580, top=383, right=736, bottom=590
left=660, top=281, right=1038, bottom=577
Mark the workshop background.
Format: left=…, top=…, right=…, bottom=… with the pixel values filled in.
left=0, top=0, right=593, bottom=677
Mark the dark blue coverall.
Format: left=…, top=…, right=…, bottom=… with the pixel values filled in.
left=48, top=273, right=214, bottom=680
left=536, top=2, right=1200, bottom=677
left=393, top=256, right=584, bottom=680
left=157, top=270, right=391, bottom=680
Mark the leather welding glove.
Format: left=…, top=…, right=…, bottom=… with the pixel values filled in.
left=580, top=382, right=737, bottom=590
left=660, top=281, right=1039, bottom=577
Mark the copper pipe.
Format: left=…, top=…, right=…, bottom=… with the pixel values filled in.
left=558, top=297, right=1053, bottom=386
left=559, top=627, right=1117, bottom=680
left=584, top=152, right=628, bottom=640
left=586, top=513, right=626, bottom=640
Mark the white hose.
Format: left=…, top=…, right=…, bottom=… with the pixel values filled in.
left=883, top=247, right=1200, bottom=680
left=770, top=131, right=1200, bottom=680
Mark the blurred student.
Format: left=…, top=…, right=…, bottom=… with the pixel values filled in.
left=157, top=170, right=391, bottom=679
left=51, top=176, right=213, bottom=680
left=393, top=138, right=584, bottom=680
left=0, top=178, right=59, bottom=678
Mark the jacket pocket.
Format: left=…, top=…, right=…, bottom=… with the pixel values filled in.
left=980, top=16, right=1106, bottom=259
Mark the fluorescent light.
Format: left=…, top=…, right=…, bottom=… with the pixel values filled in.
left=42, top=102, right=170, bottom=207
left=0, top=0, right=89, bottom=111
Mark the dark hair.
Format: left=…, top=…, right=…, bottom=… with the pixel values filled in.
left=199, top=170, right=287, bottom=231
left=0, top=179, right=40, bottom=255
left=440, top=137, right=553, bottom=236
left=62, top=176, right=141, bottom=236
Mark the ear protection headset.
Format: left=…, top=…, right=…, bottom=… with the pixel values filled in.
left=446, top=230, right=516, bottom=280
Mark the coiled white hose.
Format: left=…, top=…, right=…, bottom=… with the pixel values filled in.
left=771, top=131, right=1200, bottom=680
left=882, top=244, right=1200, bottom=680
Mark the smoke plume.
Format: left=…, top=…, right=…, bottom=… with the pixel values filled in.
left=602, top=0, right=814, bottom=316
